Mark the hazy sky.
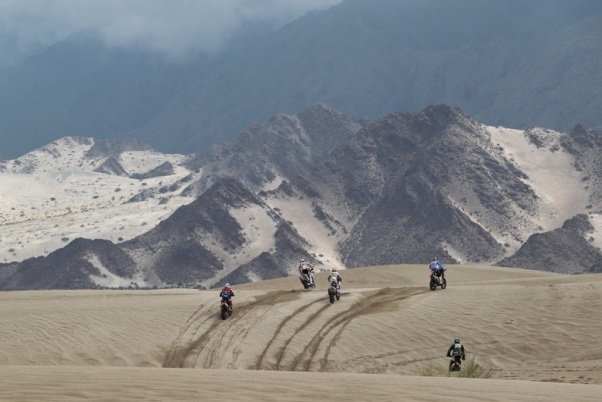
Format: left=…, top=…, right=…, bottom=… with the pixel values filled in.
left=0, top=0, right=342, bottom=65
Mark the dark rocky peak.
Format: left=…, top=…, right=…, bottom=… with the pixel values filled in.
left=411, top=104, right=473, bottom=132
left=296, top=103, right=367, bottom=151
left=297, top=102, right=366, bottom=129
left=0, top=238, right=135, bottom=290
left=262, top=113, right=301, bottom=130
left=85, top=137, right=154, bottom=159
left=562, top=213, right=594, bottom=234
left=281, top=105, right=481, bottom=203
left=348, top=105, right=483, bottom=157
left=496, top=214, right=602, bottom=274
left=334, top=106, right=487, bottom=177
left=200, top=103, right=363, bottom=161
left=184, top=104, right=364, bottom=195
left=561, top=124, right=602, bottom=154
left=58, top=238, right=135, bottom=275
left=139, top=177, right=264, bottom=240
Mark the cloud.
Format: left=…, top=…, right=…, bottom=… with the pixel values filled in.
left=0, top=0, right=342, bottom=63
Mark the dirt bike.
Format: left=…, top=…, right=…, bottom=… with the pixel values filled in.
left=299, top=269, right=316, bottom=289
left=327, top=282, right=340, bottom=304
left=448, top=355, right=463, bottom=371
left=429, top=269, right=447, bottom=291
left=220, top=300, right=233, bottom=320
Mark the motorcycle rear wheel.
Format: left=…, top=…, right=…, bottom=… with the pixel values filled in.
left=221, top=305, right=228, bottom=320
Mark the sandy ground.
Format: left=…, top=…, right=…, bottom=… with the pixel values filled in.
left=1, top=264, right=601, bottom=401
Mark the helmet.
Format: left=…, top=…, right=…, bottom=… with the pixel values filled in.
left=433, top=257, right=437, bottom=261
left=331, top=268, right=337, bottom=272
left=225, top=283, right=230, bottom=287
left=300, top=259, right=305, bottom=263
left=454, top=338, right=460, bottom=344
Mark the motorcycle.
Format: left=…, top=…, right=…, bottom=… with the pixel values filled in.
left=429, top=269, right=447, bottom=291
left=448, top=355, right=462, bottom=371
left=220, top=300, right=233, bottom=320
left=327, top=281, right=340, bottom=304
left=299, top=268, right=316, bottom=289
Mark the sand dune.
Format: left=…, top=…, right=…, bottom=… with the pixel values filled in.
left=1, top=265, right=601, bottom=401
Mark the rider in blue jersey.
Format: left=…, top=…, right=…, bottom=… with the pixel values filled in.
left=429, top=257, right=445, bottom=273
left=429, top=257, right=446, bottom=283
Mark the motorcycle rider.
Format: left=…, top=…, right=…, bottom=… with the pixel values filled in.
left=298, top=259, right=315, bottom=286
left=446, top=338, right=466, bottom=370
left=220, top=283, right=235, bottom=311
left=328, top=268, right=342, bottom=290
left=429, top=257, right=446, bottom=284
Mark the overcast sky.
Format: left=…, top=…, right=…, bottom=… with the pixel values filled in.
left=0, top=0, right=342, bottom=65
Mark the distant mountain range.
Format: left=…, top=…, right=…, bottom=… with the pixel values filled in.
left=0, top=0, right=600, bottom=157
left=1, top=104, right=600, bottom=290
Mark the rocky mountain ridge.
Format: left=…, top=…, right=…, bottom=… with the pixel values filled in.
left=183, top=103, right=366, bottom=195
left=1, top=104, right=601, bottom=290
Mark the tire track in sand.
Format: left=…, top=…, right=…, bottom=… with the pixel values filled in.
left=254, top=297, right=328, bottom=370
left=256, top=286, right=426, bottom=371
left=163, top=290, right=300, bottom=368
left=287, top=287, right=427, bottom=371
left=199, top=294, right=282, bottom=369
left=162, top=301, right=217, bottom=367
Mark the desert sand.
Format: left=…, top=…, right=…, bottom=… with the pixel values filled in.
left=1, top=264, right=601, bottom=401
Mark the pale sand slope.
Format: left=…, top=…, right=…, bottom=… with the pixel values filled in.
left=1, top=265, right=601, bottom=401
